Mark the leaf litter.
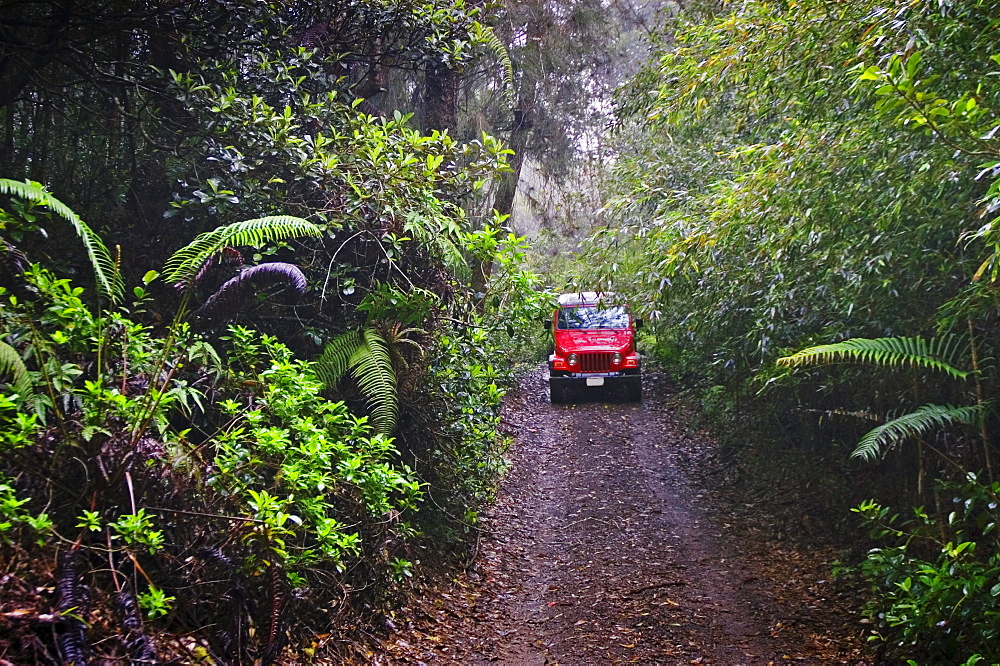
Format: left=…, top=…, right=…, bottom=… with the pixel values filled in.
left=378, top=368, right=873, bottom=665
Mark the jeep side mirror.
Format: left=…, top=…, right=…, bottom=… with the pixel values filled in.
left=636, top=319, right=644, bottom=329
left=543, top=320, right=552, bottom=331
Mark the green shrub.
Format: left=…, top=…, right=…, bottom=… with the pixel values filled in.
left=855, top=476, right=1000, bottom=661
left=216, top=326, right=423, bottom=576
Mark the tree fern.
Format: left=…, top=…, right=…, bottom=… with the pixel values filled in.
left=777, top=336, right=969, bottom=380
left=316, top=328, right=397, bottom=435
left=381, top=322, right=426, bottom=370
left=315, top=330, right=360, bottom=388
left=0, top=340, right=32, bottom=404
left=352, top=329, right=397, bottom=435
left=853, top=403, right=982, bottom=461
left=0, top=179, right=123, bottom=301
left=162, top=216, right=321, bottom=287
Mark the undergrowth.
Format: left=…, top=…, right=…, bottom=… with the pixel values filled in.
left=0, top=188, right=545, bottom=662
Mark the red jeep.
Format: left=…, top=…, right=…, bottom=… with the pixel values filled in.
left=547, top=292, right=642, bottom=403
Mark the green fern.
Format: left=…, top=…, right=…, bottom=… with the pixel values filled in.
left=162, top=216, right=321, bottom=286
left=316, top=328, right=397, bottom=435
left=0, top=179, right=123, bottom=301
left=478, top=25, right=514, bottom=105
left=0, top=340, right=32, bottom=404
left=382, top=323, right=426, bottom=370
left=315, top=330, right=362, bottom=388
left=777, top=336, right=969, bottom=380
left=853, top=403, right=982, bottom=461
left=352, top=328, right=397, bottom=435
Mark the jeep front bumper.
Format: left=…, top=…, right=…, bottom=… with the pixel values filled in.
left=549, top=371, right=639, bottom=389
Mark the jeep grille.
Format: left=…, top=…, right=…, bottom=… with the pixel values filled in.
left=579, top=352, right=613, bottom=373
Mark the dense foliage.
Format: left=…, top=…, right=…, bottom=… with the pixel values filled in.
left=0, top=183, right=548, bottom=661
left=20, top=0, right=1000, bottom=660
left=855, top=476, right=1000, bottom=661
left=594, top=0, right=1000, bottom=660
left=0, top=0, right=551, bottom=662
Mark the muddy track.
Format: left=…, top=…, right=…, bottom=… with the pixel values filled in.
left=384, top=369, right=868, bottom=665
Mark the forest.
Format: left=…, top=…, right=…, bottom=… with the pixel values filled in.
left=0, top=0, right=999, bottom=663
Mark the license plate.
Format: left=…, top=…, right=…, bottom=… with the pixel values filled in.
left=586, top=377, right=605, bottom=387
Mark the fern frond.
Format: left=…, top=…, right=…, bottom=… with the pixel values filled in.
left=162, top=216, right=321, bottom=286
left=316, top=330, right=363, bottom=388
left=0, top=340, right=32, bottom=404
left=387, top=328, right=426, bottom=354
left=479, top=25, right=514, bottom=105
left=777, top=336, right=969, bottom=380
left=193, top=262, right=308, bottom=321
left=381, top=323, right=426, bottom=369
left=0, top=179, right=123, bottom=301
left=1, top=240, right=29, bottom=273
left=351, top=329, right=397, bottom=435
left=316, top=328, right=398, bottom=435
left=853, top=403, right=982, bottom=461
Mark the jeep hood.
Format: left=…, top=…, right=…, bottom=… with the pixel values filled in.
left=555, top=329, right=632, bottom=352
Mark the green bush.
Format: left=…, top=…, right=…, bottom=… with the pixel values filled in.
left=0, top=266, right=434, bottom=655
left=855, top=476, right=1000, bottom=661
left=217, top=326, right=423, bottom=576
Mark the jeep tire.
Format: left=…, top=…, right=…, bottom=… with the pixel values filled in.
left=550, top=380, right=569, bottom=404
left=626, top=376, right=642, bottom=402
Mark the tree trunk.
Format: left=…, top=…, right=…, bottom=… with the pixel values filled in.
left=473, top=6, right=542, bottom=298
left=422, top=62, right=459, bottom=133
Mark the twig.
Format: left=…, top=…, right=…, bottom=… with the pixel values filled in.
left=142, top=506, right=264, bottom=523
left=319, top=230, right=366, bottom=306
left=626, top=580, right=686, bottom=596
left=556, top=516, right=615, bottom=530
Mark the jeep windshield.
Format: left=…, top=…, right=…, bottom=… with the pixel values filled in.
left=557, top=305, right=630, bottom=330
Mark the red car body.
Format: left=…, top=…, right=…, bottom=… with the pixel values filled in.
left=548, top=292, right=642, bottom=403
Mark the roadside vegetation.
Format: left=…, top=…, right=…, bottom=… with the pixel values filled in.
left=592, top=0, right=1000, bottom=661
left=0, top=1, right=548, bottom=662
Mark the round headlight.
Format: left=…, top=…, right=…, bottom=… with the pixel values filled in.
left=567, top=353, right=579, bottom=366
left=612, top=352, right=623, bottom=364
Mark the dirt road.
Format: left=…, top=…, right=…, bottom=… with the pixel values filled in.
left=385, top=369, right=868, bottom=664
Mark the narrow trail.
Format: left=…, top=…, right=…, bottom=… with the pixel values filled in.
left=385, top=369, right=868, bottom=665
